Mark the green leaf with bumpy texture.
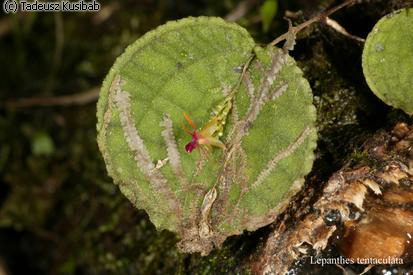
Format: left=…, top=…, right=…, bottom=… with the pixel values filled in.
left=97, top=17, right=317, bottom=255
left=362, top=8, right=413, bottom=115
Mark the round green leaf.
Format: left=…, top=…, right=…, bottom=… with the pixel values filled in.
left=97, top=17, right=316, bottom=255
left=362, top=8, right=413, bottom=115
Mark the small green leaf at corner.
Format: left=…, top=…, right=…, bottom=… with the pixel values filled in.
left=362, top=8, right=413, bottom=115
left=260, top=0, right=278, bottom=32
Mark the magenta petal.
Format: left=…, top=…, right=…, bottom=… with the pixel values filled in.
left=185, top=132, right=199, bottom=153
left=185, top=131, right=199, bottom=153
left=185, top=140, right=197, bottom=153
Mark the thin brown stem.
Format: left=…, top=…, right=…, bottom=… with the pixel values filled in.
left=224, top=0, right=260, bottom=22
left=2, top=87, right=100, bottom=108
left=270, top=0, right=356, bottom=47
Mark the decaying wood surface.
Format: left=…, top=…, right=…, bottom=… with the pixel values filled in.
left=251, top=122, right=413, bottom=274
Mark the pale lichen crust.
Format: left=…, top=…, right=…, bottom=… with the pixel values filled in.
left=97, top=17, right=317, bottom=255
left=362, top=8, right=413, bottom=115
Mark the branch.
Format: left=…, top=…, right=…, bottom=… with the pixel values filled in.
left=325, top=16, right=365, bottom=42
left=270, top=0, right=356, bottom=47
left=1, top=87, right=100, bottom=108
left=224, top=0, right=260, bottom=22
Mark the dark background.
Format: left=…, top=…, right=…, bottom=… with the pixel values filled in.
left=0, top=0, right=412, bottom=274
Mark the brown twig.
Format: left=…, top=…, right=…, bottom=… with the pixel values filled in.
left=2, top=87, right=100, bottom=108
left=325, top=16, right=365, bottom=42
left=270, top=0, right=356, bottom=47
left=224, top=0, right=260, bottom=22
